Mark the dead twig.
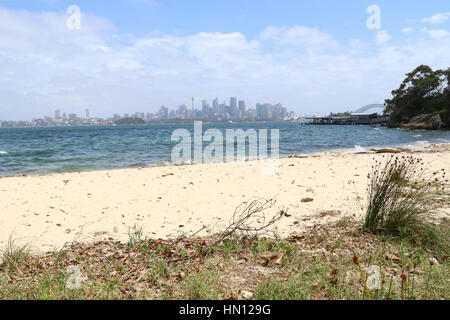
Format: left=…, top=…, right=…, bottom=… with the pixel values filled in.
left=167, top=198, right=287, bottom=264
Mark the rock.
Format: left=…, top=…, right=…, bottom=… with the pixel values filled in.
left=370, top=147, right=410, bottom=154
left=240, top=290, right=254, bottom=300
left=400, top=114, right=442, bottom=130
left=301, top=197, right=314, bottom=203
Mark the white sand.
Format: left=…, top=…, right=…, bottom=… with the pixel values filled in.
left=1, top=144, right=449, bottom=253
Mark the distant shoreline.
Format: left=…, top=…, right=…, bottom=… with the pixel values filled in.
left=0, top=120, right=304, bottom=129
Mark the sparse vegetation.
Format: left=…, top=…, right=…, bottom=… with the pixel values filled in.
left=0, top=217, right=448, bottom=300
left=127, top=226, right=144, bottom=248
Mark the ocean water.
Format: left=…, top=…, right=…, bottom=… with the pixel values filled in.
left=0, top=123, right=449, bottom=177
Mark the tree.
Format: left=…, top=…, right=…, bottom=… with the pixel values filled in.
left=385, top=65, right=449, bottom=128
left=114, top=117, right=146, bottom=125
left=445, top=68, right=450, bottom=126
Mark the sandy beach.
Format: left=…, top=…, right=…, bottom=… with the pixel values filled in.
left=1, top=143, right=449, bottom=253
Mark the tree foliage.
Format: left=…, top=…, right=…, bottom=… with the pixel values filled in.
left=114, top=117, right=146, bottom=125
left=385, top=65, right=450, bottom=128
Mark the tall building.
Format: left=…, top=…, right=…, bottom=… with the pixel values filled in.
left=256, top=104, right=263, bottom=120
left=54, top=109, right=61, bottom=120
left=230, top=97, right=239, bottom=119
left=177, top=105, right=188, bottom=119
left=202, top=100, right=211, bottom=119
left=85, top=109, right=90, bottom=120
left=238, top=100, right=246, bottom=119
left=212, top=98, right=219, bottom=114
left=218, top=103, right=226, bottom=117
left=159, top=105, right=169, bottom=120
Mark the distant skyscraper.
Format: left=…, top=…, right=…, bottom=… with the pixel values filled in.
left=230, top=97, right=237, bottom=109
left=238, top=100, right=246, bottom=118
left=178, top=105, right=188, bottom=119
left=256, top=104, right=262, bottom=120
left=212, top=98, right=219, bottom=114
left=218, top=103, right=226, bottom=116
left=54, top=109, right=61, bottom=120
left=202, top=100, right=211, bottom=119
left=85, top=109, right=90, bottom=119
left=230, top=97, right=238, bottom=119
left=159, top=105, right=169, bottom=120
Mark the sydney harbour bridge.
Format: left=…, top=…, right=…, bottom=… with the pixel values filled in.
left=353, top=104, right=385, bottom=114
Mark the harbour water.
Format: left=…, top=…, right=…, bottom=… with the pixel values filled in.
left=0, top=123, right=449, bottom=177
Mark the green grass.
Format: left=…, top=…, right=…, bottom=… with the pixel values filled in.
left=127, top=226, right=144, bottom=248
left=182, top=270, right=222, bottom=300
left=0, top=236, right=30, bottom=275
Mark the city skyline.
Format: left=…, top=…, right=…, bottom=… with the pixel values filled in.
left=0, top=97, right=299, bottom=127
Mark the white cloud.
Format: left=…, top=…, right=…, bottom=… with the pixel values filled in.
left=423, top=12, right=450, bottom=24
left=375, top=30, right=391, bottom=45
left=0, top=7, right=450, bottom=120
left=401, top=27, right=415, bottom=34
left=420, top=27, right=450, bottom=39
left=260, top=26, right=338, bottom=49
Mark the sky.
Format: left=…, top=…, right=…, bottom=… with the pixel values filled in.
left=0, top=0, right=449, bottom=120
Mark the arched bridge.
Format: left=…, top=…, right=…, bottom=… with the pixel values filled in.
left=354, top=104, right=385, bottom=114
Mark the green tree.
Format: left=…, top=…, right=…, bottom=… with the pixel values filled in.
left=385, top=65, right=449, bottom=128
left=114, top=117, right=146, bottom=125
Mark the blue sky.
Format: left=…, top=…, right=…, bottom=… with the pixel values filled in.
left=0, top=0, right=449, bottom=119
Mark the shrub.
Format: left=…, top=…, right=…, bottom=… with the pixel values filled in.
left=364, top=155, right=445, bottom=235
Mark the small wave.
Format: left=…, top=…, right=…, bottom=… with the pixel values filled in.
left=412, top=135, right=422, bottom=138
left=160, top=159, right=194, bottom=166
left=0, top=151, right=8, bottom=155
left=414, top=140, right=430, bottom=146
left=346, top=145, right=368, bottom=154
